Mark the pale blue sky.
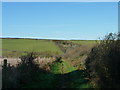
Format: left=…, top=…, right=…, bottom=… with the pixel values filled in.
left=2, top=2, right=118, bottom=40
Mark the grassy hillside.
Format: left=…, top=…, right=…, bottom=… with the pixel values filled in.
left=1, top=38, right=63, bottom=57
left=1, top=38, right=97, bottom=57
left=70, top=40, right=97, bottom=47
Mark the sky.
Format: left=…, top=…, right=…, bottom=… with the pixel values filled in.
left=2, top=2, right=118, bottom=40
left=1, top=0, right=120, bottom=2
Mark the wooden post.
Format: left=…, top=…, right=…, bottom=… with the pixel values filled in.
left=2, top=59, right=7, bottom=88
left=3, top=59, right=7, bottom=68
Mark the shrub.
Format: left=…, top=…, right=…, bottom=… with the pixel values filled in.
left=63, top=45, right=91, bottom=59
left=16, top=52, right=42, bottom=86
left=2, top=52, right=45, bottom=88
left=85, top=33, right=120, bottom=88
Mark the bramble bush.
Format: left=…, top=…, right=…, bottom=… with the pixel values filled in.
left=85, top=33, right=120, bottom=88
left=2, top=52, right=45, bottom=88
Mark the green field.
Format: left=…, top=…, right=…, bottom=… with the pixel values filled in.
left=1, top=38, right=97, bottom=57
left=70, top=40, right=97, bottom=47
left=1, top=38, right=63, bottom=57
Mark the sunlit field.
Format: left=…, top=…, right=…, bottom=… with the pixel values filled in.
left=1, top=38, right=63, bottom=57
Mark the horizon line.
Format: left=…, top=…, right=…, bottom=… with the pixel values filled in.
left=0, top=37, right=98, bottom=40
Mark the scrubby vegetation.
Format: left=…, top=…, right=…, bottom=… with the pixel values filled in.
left=2, top=52, right=91, bottom=88
left=2, top=52, right=46, bottom=88
left=2, top=33, right=120, bottom=88
left=85, top=33, right=120, bottom=88
left=53, top=40, right=80, bottom=53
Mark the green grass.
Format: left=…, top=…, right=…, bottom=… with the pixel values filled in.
left=70, top=40, right=97, bottom=47
left=50, top=60, right=77, bottom=74
left=1, top=39, right=98, bottom=57
left=50, top=59, right=92, bottom=88
left=2, top=39, right=63, bottom=57
left=24, top=60, right=91, bottom=88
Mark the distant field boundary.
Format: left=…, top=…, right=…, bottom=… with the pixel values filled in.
left=0, top=38, right=99, bottom=41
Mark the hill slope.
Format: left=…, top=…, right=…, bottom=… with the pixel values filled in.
left=1, top=38, right=63, bottom=57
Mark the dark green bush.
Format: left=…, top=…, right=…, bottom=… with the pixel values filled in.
left=85, top=33, right=120, bottom=88
left=2, top=52, right=45, bottom=88
left=16, top=52, right=40, bottom=86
